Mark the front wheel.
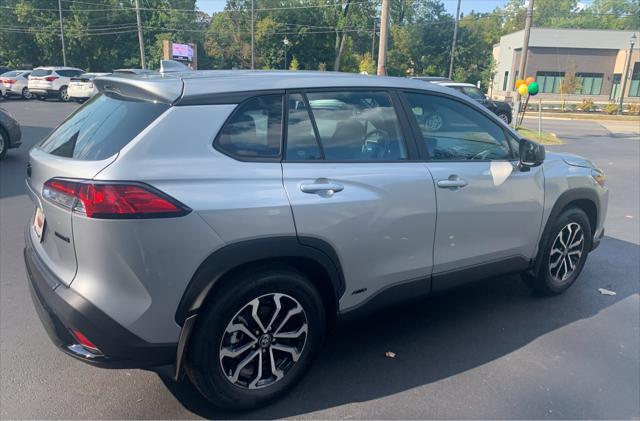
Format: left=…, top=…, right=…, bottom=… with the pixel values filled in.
left=498, top=112, right=511, bottom=124
left=22, top=87, right=33, bottom=100
left=186, top=266, right=325, bottom=410
left=523, top=207, right=592, bottom=295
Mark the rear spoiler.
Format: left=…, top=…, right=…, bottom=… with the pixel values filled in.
left=93, top=73, right=183, bottom=104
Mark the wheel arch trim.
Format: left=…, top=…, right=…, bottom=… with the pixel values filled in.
left=174, top=236, right=346, bottom=326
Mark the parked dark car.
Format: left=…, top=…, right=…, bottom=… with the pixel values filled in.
left=0, top=106, right=22, bottom=158
left=437, top=82, right=513, bottom=123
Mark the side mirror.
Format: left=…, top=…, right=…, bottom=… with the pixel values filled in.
left=519, top=138, right=545, bottom=167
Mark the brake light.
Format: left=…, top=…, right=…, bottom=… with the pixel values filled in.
left=2, top=79, right=16, bottom=84
left=45, top=76, right=58, bottom=82
left=42, top=178, right=190, bottom=219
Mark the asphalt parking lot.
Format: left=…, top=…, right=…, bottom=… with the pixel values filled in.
left=1, top=99, right=639, bottom=419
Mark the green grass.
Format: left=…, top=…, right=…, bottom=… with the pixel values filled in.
left=516, top=127, right=563, bottom=145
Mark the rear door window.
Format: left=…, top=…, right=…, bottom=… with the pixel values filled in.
left=38, top=94, right=168, bottom=160
left=303, top=91, right=407, bottom=161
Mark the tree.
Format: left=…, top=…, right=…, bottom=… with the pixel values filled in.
left=560, top=62, right=582, bottom=111
left=289, top=55, right=299, bottom=70
left=358, top=53, right=376, bottom=74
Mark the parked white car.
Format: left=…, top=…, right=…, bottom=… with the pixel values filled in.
left=28, top=67, right=84, bottom=102
left=68, top=73, right=110, bottom=103
left=1, top=70, right=33, bottom=99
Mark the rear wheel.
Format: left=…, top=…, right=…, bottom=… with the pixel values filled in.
left=186, top=266, right=325, bottom=410
left=523, top=207, right=592, bottom=295
left=0, top=127, right=8, bottom=158
left=22, top=87, right=33, bottom=100
left=59, top=86, right=70, bottom=102
left=498, top=112, right=510, bottom=124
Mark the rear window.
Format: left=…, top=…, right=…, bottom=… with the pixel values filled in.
left=31, top=69, right=52, bottom=77
left=38, top=94, right=169, bottom=160
left=1, top=71, right=20, bottom=77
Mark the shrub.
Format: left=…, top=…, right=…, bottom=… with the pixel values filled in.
left=603, top=102, right=619, bottom=115
left=627, top=103, right=640, bottom=116
left=578, top=99, right=595, bottom=112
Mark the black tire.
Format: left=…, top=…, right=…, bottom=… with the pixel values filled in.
left=523, top=207, right=592, bottom=295
left=498, top=112, right=511, bottom=124
left=22, top=87, right=33, bottom=100
left=186, top=265, right=325, bottom=410
left=0, top=127, right=8, bottom=159
left=59, top=86, right=70, bottom=102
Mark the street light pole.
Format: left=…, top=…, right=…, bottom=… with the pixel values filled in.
left=283, top=37, right=289, bottom=70
left=57, top=0, right=67, bottom=66
left=619, top=33, right=637, bottom=115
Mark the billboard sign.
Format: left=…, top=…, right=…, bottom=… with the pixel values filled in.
left=172, top=43, right=194, bottom=62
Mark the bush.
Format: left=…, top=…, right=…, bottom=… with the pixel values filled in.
left=603, top=103, right=619, bottom=115
left=627, top=103, right=640, bottom=116
left=578, top=99, right=595, bottom=112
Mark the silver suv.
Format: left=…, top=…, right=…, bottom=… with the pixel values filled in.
left=24, top=71, right=608, bottom=409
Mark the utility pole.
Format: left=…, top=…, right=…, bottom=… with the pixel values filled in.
left=376, top=0, right=389, bottom=76
left=448, top=0, right=461, bottom=79
left=371, top=19, right=376, bottom=60
left=135, top=0, right=146, bottom=69
left=251, top=0, right=255, bottom=69
left=618, top=33, right=637, bottom=114
left=513, top=0, right=534, bottom=127
left=57, top=0, right=67, bottom=66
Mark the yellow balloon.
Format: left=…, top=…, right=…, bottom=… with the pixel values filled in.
left=515, top=79, right=525, bottom=89
left=518, top=84, right=529, bottom=96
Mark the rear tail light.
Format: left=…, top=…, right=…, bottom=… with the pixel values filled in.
left=2, top=79, right=16, bottom=84
left=44, top=76, right=58, bottom=82
left=69, top=328, right=101, bottom=353
left=42, top=178, right=190, bottom=219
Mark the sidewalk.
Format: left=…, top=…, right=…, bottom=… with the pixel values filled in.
left=523, top=112, right=640, bottom=122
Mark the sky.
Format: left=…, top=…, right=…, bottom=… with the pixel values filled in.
left=195, top=0, right=510, bottom=16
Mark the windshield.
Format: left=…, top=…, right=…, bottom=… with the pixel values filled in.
left=38, top=94, right=169, bottom=160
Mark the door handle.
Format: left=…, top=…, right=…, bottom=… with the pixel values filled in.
left=437, top=175, right=468, bottom=189
left=300, top=180, right=344, bottom=196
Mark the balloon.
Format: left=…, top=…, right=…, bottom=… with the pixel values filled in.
left=515, top=79, right=525, bottom=89
left=528, top=81, right=539, bottom=95
left=525, top=76, right=535, bottom=85
left=518, top=84, right=529, bottom=96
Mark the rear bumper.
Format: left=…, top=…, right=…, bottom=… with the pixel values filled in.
left=24, top=228, right=176, bottom=369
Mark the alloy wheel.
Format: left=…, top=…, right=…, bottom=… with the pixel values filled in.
left=548, top=222, right=584, bottom=283
left=219, top=293, right=308, bottom=390
left=499, top=113, right=509, bottom=123
left=60, top=87, right=69, bottom=102
left=22, top=87, right=33, bottom=100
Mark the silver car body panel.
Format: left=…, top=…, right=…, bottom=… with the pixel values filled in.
left=283, top=162, right=437, bottom=310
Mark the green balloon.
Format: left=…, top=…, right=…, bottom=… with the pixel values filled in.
left=528, top=81, right=539, bottom=95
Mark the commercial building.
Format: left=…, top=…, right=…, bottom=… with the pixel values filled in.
left=491, top=28, right=639, bottom=104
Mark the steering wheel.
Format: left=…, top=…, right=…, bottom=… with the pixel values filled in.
left=471, top=149, right=492, bottom=160
left=362, top=129, right=390, bottom=158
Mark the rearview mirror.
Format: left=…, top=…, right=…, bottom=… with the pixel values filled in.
left=519, top=138, right=545, bottom=167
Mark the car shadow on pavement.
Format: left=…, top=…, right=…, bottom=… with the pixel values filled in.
left=0, top=125, right=52, bottom=200
left=161, top=236, right=639, bottom=419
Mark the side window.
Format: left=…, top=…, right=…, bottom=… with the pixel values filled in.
left=216, top=95, right=283, bottom=159
left=286, top=94, right=322, bottom=160
left=57, top=70, right=70, bottom=77
left=405, top=92, right=512, bottom=161
left=305, top=91, right=407, bottom=161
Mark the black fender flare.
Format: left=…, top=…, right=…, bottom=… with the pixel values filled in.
left=532, top=187, right=601, bottom=269
left=174, top=236, right=345, bottom=326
